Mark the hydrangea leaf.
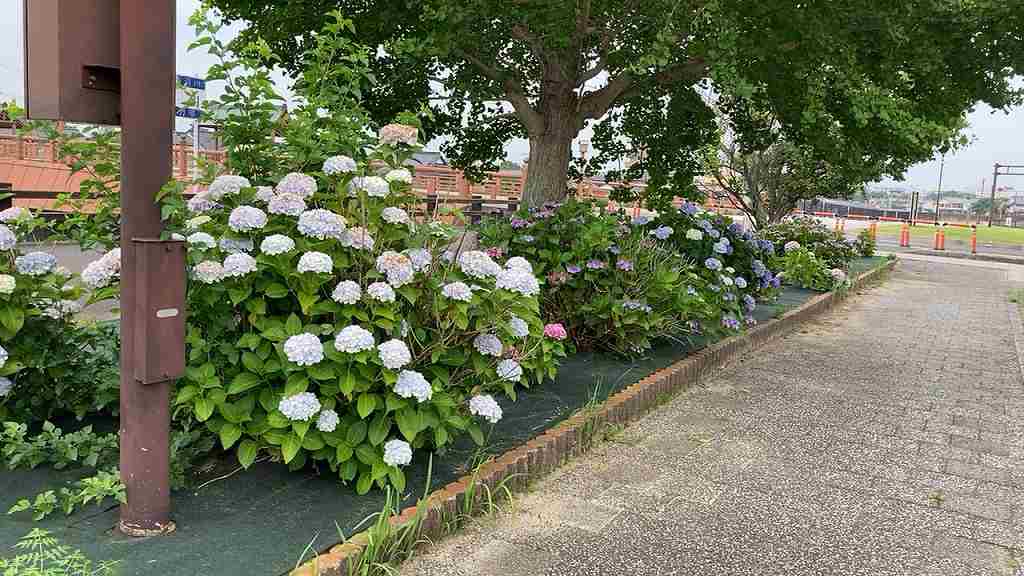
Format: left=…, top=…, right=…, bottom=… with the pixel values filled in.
left=219, top=422, right=242, bottom=449
left=357, top=393, right=377, bottom=419
left=335, top=443, right=353, bottom=464
left=237, top=439, right=259, bottom=469
left=228, top=372, right=261, bottom=395
left=281, top=433, right=301, bottom=463
left=346, top=420, right=367, bottom=445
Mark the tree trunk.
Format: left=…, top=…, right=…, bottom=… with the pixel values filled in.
left=522, top=103, right=576, bottom=207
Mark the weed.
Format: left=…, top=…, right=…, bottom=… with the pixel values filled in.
left=0, top=528, right=118, bottom=575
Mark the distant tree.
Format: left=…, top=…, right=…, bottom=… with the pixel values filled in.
left=971, top=197, right=1007, bottom=219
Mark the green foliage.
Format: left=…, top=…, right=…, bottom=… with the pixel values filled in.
left=855, top=229, right=876, bottom=258
left=0, top=529, right=118, bottom=576
left=0, top=422, right=118, bottom=471
left=771, top=246, right=833, bottom=291
left=761, top=217, right=857, bottom=269
left=7, top=469, right=125, bottom=521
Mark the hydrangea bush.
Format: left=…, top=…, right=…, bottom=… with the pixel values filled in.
left=761, top=216, right=858, bottom=268
left=147, top=131, right=564, bottom=493
left=771, top=243, right=845, bottom=291
left=477, top=199, right=733, bottom=355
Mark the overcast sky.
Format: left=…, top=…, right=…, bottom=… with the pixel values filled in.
left=2, top=0, right=1021, bottom=192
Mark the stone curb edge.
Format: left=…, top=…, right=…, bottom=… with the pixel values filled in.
left=289, top=257, right=898, bottom=576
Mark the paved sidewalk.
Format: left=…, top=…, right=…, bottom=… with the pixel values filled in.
left=402, top=258, right=1024, bottom=576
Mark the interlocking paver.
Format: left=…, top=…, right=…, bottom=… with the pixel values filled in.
left=401, top=257, right=1024, bottom=575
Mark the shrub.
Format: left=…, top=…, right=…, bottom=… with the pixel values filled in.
left=476, top=199, right=754, bottom=354
left=772, top=243, right=847, bottom=291
left=134, top=132, right=563, bottom=494
left=855, top=228, right=876, bottom=257
left=761, top=216, right=857, bottom=268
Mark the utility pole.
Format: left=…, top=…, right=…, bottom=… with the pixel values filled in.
left=935, top=153, right=945, bottom=224
left=989, top=163, right=1000, bottom=227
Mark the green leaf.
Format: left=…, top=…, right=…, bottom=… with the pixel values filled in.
left=264, top=283, right=289, bottom=298
left=228, top=372, right=261, bottom=395
left=335, top=443, right=353, bottom=463
left=241, top=351, right=264, bottom=374
left=355, top=472, right=373, bottom=495
left=346, top=420, right=367, bottom=445
left=281, top=433, right=301, bottom=464
left=356, top=393, right=377, bottom=419
left=285, top=313, right=303, bottom=336
left=308, top=363, right=335, bottom=381
left=219, top=422, right=242, bottom=449
left=175, top=385, right=199, bottom=405
left=395, top=408, right=421, bottom=442
left=0, top=306, right=25, bottom=334
left=368, top=414, right=389, bottom=446
left=468, top=423, right=485, bottom=446
left=237, top=440, right=259, bottom=469
left=237, top=333, right=262, bottom=350
left=194, top=398, right=215, bottom=422
left=229, top=285, right=253, bottom=305
left=355, top=443, right=378, bottom=466
left=302, top=431, right=325, bottom=451
left=388, top=467, right=406, bottom=492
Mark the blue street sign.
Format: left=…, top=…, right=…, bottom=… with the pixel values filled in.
left=176, top=75, right=206, bottom=90
left=175, top=107, right=201, bottom=119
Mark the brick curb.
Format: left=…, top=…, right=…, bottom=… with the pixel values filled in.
left=290, top=258, right=898, bottom=576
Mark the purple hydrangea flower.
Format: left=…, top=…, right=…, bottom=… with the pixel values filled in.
left=697, top=219, right=714, bottom=232
left=713, top=238, right=731, bottom=254
left=704, top=257, right=723, bottom=271
left=567, top=264, right=582, bottom=274
left=752, top=260, right=768, bottom=278
left=586, top=259, right=606, bottom=270
left=616, top=259, right=633, bottom=271
left=722, top=316, right=741, bottom=330
left=510, top=217, right=531, bottom=229
left=708, top=228, right=721, bottom=239
left=771, top=275, right=782, bottom=289
left=687, top=319, right=702, bottom=333
left=723, top=292, right=736, bottom=302
left=631, top=214, right=652, bottom=226
left=681, top=202, right=701, bottom=216
left=743, top=294, right=757, bottom=311
left=650, top=225, right=674, bottom=240
left=727, top=222, right=744, bottom=235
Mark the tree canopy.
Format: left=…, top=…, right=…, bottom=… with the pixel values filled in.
left=209, top=0, right=1024, bottom=206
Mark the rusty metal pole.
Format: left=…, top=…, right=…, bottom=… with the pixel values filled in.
left=118, top=0, right=176, bottom=536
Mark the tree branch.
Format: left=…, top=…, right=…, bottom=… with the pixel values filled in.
left=455, top=49, right=544, bottom=134
left=579, top=57, right=707, bottom=120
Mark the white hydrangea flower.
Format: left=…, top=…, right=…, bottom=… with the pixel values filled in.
left=385, top=168, right=412, bottom=184
left=185, top=215, right=212, bottom=230
left=0, top=274, right=15, bottom=295
left=15, top=252, right=57, bottom=276
left=187, top=192, right=217, bottom=213
left=458, top=251, right=501, bottom=279
left=297, top=251, right=333, bottom=274
left=334, top=325, right=376, bottom=353
left=332, top=280, right=362, bottom=305
left=81, top=259, right=116, bottom=289
left=508, top=315, right=530, bottom=338
left=41, top=299, right=82, bottom=320
left=194, top=261, right=225, bottom=284
left=504, top=256, right=533, bottom=274
left=441, top=281, right=473, bottom=302
left=187, top=232, right=216, bottom=250
left=298, top=209, right=347, bottom=240
left=323, top=155, right=357, bottom=175
left=366, top=281, right=396, bottom=303
left=379, top=124, right=419, bottom=146
left=473, top=333, right=503, bottom=357
left=208, top=175, right=251, bottom=200
left=0, top=206, right=29, bottom=223
left=383, top=439, right=412, bottom=467
left=255, top=186, right=276, bottom=203
left=219, top=237, right=254, bottom=254
left=350, top=176, right=390, bottom=198
left=394, top=370, right=432, bottom=403
left=283, top=333, right=324, bottom=366
left=223, top=253, right=258, bottom=278
left=0, top=345, right=6, bottom=368
left=228, top=206, right=268, bottom=232
left=497, top=359, right=523, bottom=382
left=405, top=248, right=432, bottom=272
left=784, top=240, right=801, bottom=253
left=376, top=251, right=415, bottom=287
left=0, top=376, right=11, bottom=396
left=278, top=391, right=321, bottom=421
left=267, top=193, right=307, bottom=217
left=495, top=268, right=540, bottom=297
left=377, top=339, right=412, bottom=370
left=381, top=206, right=411, bottom=225
left=469, top=394, right=503, bottom=424
left=685, top=228, right=704, bottom=241
left=260, top=234, right=296, bottom=256
left=276, top=172, right=317, bottom=198
left=316, top=409, right=340, bottom=432
left=0, top=225, right=14, bottom=251
left=720, top=275, right=734, bottom=287
left=341, top=227, right=375, bottom=250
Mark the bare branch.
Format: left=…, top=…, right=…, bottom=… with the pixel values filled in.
left=455, top=49, right=544, bottom=134
left=579, top=57, right=707, bottom=120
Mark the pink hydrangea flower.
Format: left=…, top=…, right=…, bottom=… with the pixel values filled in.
left=543, top=323, right=568, bottom=341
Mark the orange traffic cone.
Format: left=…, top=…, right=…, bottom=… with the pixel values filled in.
left=970, top=225, right=977, bottom=254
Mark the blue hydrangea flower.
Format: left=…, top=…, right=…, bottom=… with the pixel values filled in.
left=649, top=226, right=673, bottom=240
left=704, top=257, right=723, bottom=271
left=680, top=202, right=701, bottom=216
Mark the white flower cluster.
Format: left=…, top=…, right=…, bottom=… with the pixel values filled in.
left=316, top=409, right=340, bottom=432
left=334, top=325, right=376, bottom=353
left=442, top=281, right=473, bottom=302
left=458, top=251, right=502, bottom=279
left=0, top=344, right=7, bottom=368
left=268, top=193, right=307, bottom=217
left=497, top=359, right=523, bottom=382
left=686, top=228, right=704, bottom=241
left=376, top=251, right=415, bottom=287
left=473, top=333, right=503, bottom=357
left=194, top=261, right=225, bottom=284
left=298, top=209, right=346, bottom=240
left=187, top=192, right=217, bottom=213
left=377, top=339, right=411, bottom=370
left=208, top=175, right=251, bottom=200
left=223, top=253, right=258, bottom=278
left=0, top=376, right=11, bottom=397
left=255, top=186, right=276, bottom=203
left=260, top=234, right=295, bottom=255
left=385, top=169, right=412, bottom=184
left=383, top=439, right=412, bottom=467
left=366, top=281, right=396, bottom=302
left=379, top=124, right=419, bottom=147
left=508, top=315, right=530, bottom=338
left=504, top=257, right=533, bottom=274
left=405, top=248, right=432, bottom=272
left=219, top=237, right=253, bottom=254
left=394, top=369, right=432, bottom=403
left=784, top=240, right=801, bottom=253
left=381, top=206, right=410, bottom=225
left=297, top=251, right=333, bottom=274
left=41, top=299, right=82, bottom=320
left=81, top=248, right=121, bottom=289
left=0, top=206, right=29, bottom=223
left=276, top=172, right=317, bottom=198
left=323, top=155, right=357, bottom=175
left=0, top=225, right=16, bottom=251
left=283, top=333, right=325, bottom=366
left=350, top=176, right=390, bottom=198
left=0, top=274, right=15, bottom=295
left=186, top=215, right=212, bottom=230
left=15, top=252, right=57, bottom=276
left=278, top=392, right=321, bottom=421
left=495, top=267, right=540, bottom=297
left=332, top=280, right=362, bottom=304
left=469, top=394, right=503, bottom=424
left=187, top=232, right=217, bottom=250
left=228, top=206, right=268, bottom=232
left=341, top=227, right=375, bottom=250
